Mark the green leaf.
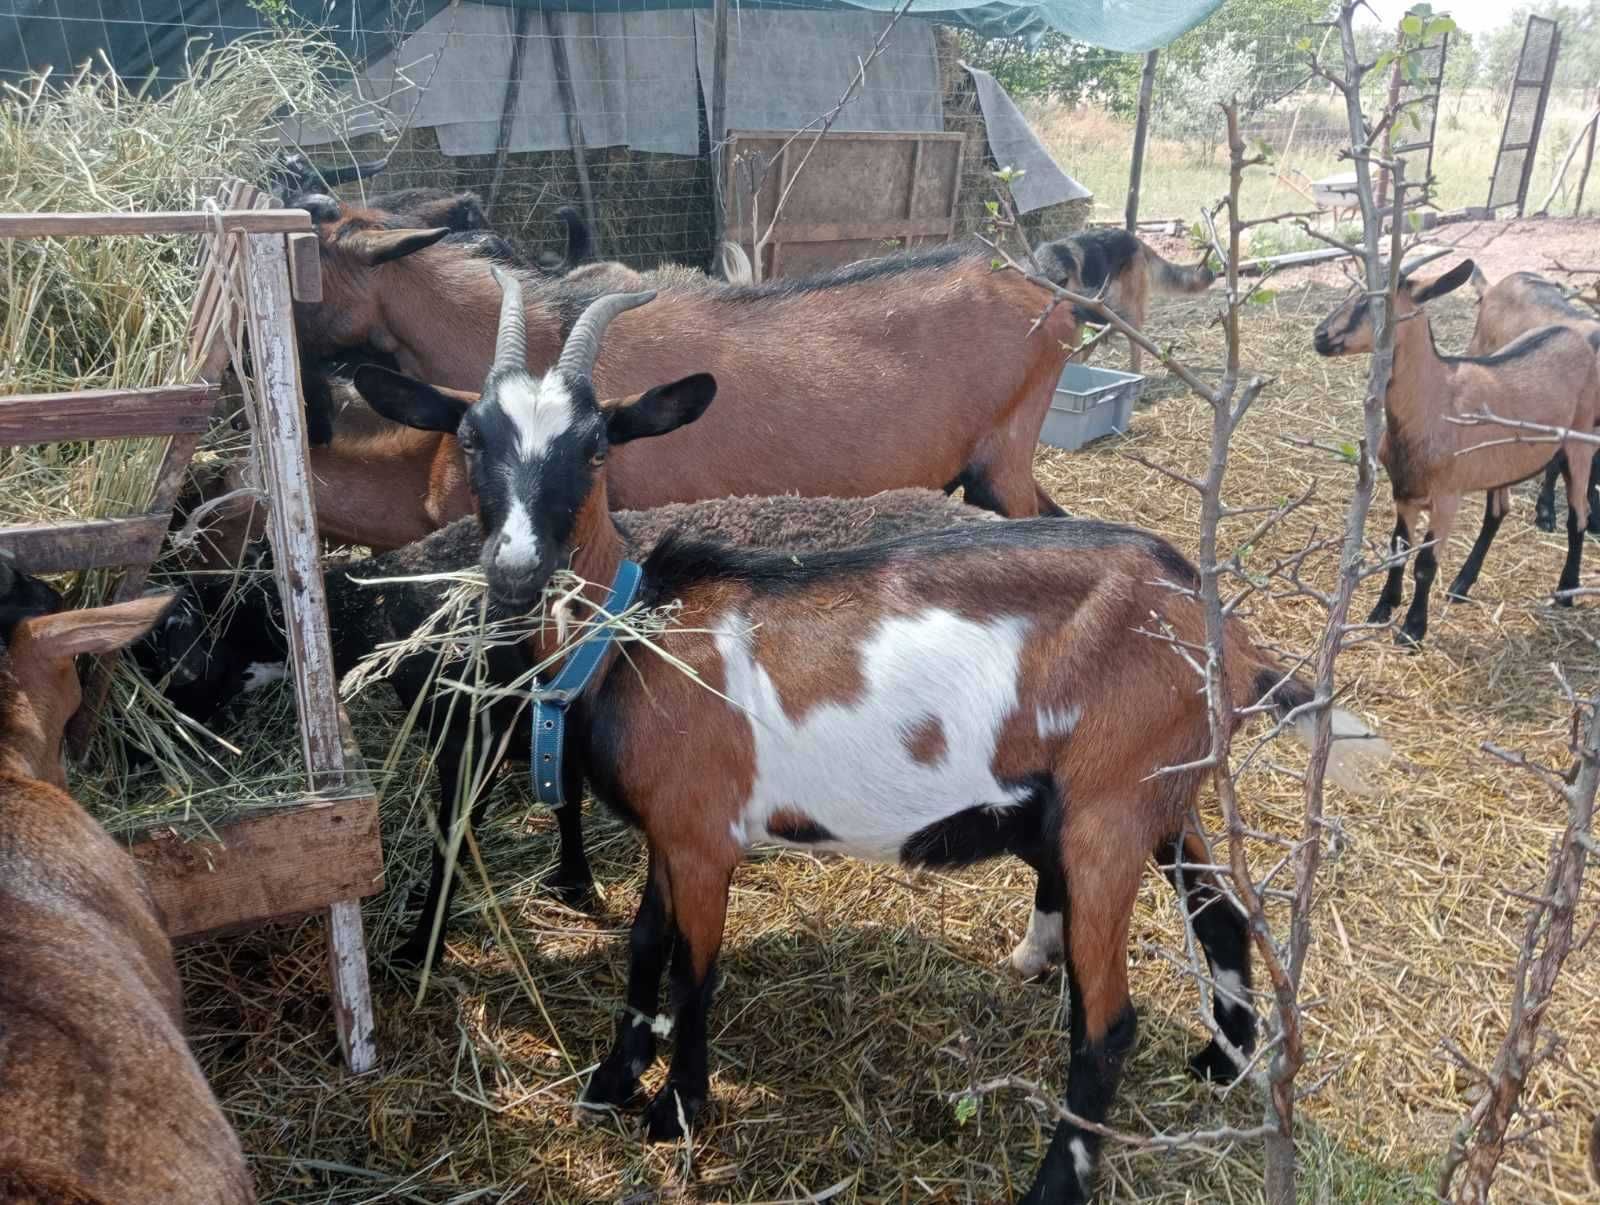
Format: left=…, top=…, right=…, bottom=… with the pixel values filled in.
left=1400, top=13, right=1423, bottom=37
left=1425, top=16, right=1455, bottom=36
left=1337, top=441, right=1359, bottom=464
left=1407, top=211, right=1423, bottom=231
left=1373, top=50, right=1395, bottom=75
left=955, top=1096, right=978, bottom=1126
left=1247, top=288, right=1277, bottom=305
left=984, top=200, right=999, bottom=215
left=1295, top=35, right=1312, bottom=52
left=990, top=257, right=1004, bottom=271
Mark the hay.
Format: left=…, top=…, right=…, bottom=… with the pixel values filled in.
left=153, top=282, right=1594, bottom=1203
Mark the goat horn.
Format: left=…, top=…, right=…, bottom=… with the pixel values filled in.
left=557, top=291, right=657, bottom=383
left=315, top=155, right=390, bottom=186
left=1398, top=247, right=1450, bottom=280
left=0, top=548, right=14, bottom=596
left=490, top=266, right=528, bottom=375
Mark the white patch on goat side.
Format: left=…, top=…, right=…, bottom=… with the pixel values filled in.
left=1212, top=968, right=1247, bottom=1011
left=497, top=376, right=574, bottom=460
left=242, top=662, right=287, bottom=692
left=496, top=498, right=541, bottom=573
left=1036, top=704, right=1081, bottom=740
left=715, top=607, right=1032, bottom=862
left=1070, top=1137, right=1093, bottom=1182
left=1010, top=908, right=1064, bottom=977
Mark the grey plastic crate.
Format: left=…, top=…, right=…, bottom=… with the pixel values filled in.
left=1039, top=363, right=1145, bottom=451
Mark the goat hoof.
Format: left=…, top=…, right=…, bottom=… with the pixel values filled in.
left=388, top=934, right=444, bottom=971
left=1445, top=583, right=1471, bottom=603
left=1366, top=603, right=1394, bottom=627
left=643, top=1085, right=703, bottom=1141
left=1188, top=1041, right=1244, bottom=1084
left=405, top=882, right=428, bottom=911
left=581, top=1058, right=645, bottom=1114
left=550, top=872, right=597, bottom=911
left=1556, top=593, right=1576, bottom=609
left=1535, top=510, right=1557, bottom=533
left=1394, top=627, right=1424, bottom=651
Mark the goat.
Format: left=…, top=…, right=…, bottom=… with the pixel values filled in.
left=1466, top=267, right=1600, bottom=535
left=1038, top=228, right=1215, bottom=372
left=0, top=567, right=253, bottom=1205
left=291, top=206, right=1083, bottom=518
left=417, top=273, right=1391, bottom=1200
left=1313, top=258, right=1600, bottom=646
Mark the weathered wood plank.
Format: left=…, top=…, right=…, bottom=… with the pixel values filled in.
left=0, top=209, right=311, bottom=239
left=0, top=385, right=215, bottom=445
left=287, top=232, right=322, bottom=302
left=0, top=515, right=168, bottom=573
left=128, top=796, right=383, bottom=940
left=242, top=230, right=378, bottom=1074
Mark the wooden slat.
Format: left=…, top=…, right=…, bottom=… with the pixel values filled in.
left=0, top=208, right=311, bottom=239
left=0, top=385, right=216, bottom=445
left=0, top=514, right=168, bottom=573
left=726, top=217, right=955, bottom=244
left=129, top=796, right=383, bottom=940
left=242, top=230, right=378, bottom=1074
left=287, top=231, right=322, bottom=302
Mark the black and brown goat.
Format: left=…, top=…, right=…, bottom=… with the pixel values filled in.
left=0, top=566, right=253, bottom=1205
left=1466, top=267, right=1600, bottom=534
left=410, top=275, right=1391, bottom=1202
left=292, top=206, right=1081, bottom=517
left=1314, top=258, right=1600, bottom=646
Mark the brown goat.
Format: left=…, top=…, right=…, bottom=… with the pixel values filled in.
left=0, top=583, right=253, bottom=1205
left=1314, top=258, right=1600, bottom=646
left=1466, top=267, right=1600, bottom=535
left=294, top=209, right=1078, bottom=517
left=419, top=276, right=1392, bottom=1203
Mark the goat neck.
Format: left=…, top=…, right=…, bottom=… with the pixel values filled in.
left=531, top=479, right=628, bottom=673
left=1385, top=301, right=1456, bottom=428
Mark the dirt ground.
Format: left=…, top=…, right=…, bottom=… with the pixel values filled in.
left=177, top=280, right=1599, bottom=1204
left=1142, top=215, right=1600, bottom=296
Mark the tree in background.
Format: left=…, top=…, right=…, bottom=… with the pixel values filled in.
left=956, top=0, right=1328, bottom=116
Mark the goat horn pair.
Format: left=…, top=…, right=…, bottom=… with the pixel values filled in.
left=556, top=291, right=658, bottom=382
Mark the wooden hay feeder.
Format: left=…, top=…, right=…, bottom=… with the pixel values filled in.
left=0, top=182, right=382, bottom=1073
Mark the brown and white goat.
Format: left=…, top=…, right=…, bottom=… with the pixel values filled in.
left=425, top=275, right=1391, bottom=1202
left=0, top=575, right=253, bottom=1205
left=1314, top=258, right=1600, bottom=646
left=1466, top=267, right=1600, bottom=535
left=294, top=207, right=1079, bottom=517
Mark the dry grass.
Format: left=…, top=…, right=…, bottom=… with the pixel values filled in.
left=134, top=285, right=1595, bottom=1202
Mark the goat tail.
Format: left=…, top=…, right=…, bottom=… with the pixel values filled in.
left=1146, top=241, right=1216, bottom=296
left=1246, top=667, right=1392, bottom=796
left=718, top=241, right=754, bottom=285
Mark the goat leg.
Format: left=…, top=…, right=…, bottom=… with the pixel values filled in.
left=1397, top=530, right=1441, bottom=648
left=1368, top=515, right=1410, bottom=626
left=1535, top=454, right=1564, bottom=533
left=1448, top=492, right=1505, bottom=602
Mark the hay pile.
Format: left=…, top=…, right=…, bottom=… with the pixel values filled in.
left=0, top=35, right=375, bottom=825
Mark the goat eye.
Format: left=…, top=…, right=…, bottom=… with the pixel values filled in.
left=590, top=451, right=607, bottom=466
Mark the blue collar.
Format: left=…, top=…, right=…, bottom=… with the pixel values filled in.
left=531, top=559, right=645, bottom=809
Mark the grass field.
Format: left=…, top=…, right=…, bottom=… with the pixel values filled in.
left=1028, top=89, right=1600, bottom=246
left=179, top=283, right=1600, bottom=1203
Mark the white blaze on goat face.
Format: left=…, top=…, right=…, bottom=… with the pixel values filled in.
left=496, top=498, right=541, bottom=573
left=715, top=607, right=1034, bottom=861
left=496, top=375, right=575, bottom=460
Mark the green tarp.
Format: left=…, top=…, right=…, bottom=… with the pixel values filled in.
left=2, top=0, right=1223, bottom=87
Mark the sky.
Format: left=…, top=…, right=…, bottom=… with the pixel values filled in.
left=1356, top=0, right=1513, bottom=35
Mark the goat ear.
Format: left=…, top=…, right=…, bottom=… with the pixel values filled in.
left=408, top=193, right=487, bottom=232
left=1412, top=259, right=1475, bottom=304
left=351, top=226, right=450, bottom=266
left=352, top=366, right=473, bottom=433
left=602, top=373, right=717, bottom=445
left=18, top=594, right=178, bottom=660
left=1468, top=263, right=1489, bottom=300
